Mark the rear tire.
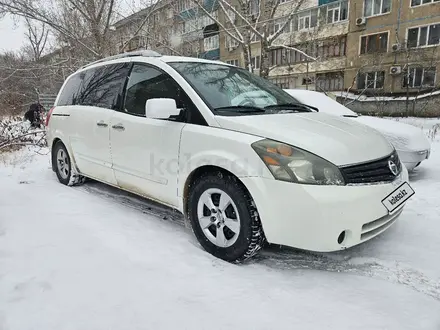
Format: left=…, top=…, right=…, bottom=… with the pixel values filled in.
left=52, top=141, right=85, bottom=186
left=188, top=172, right=265, bottom=262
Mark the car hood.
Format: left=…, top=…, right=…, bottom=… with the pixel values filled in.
left=285, top=89, right=358, bottom=117
left=215, top=113, right=394, bottom=166
left=354, top=116, right=431, bottom=152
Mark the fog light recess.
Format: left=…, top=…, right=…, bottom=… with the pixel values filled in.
left=337, top=231, right=346, bottom=245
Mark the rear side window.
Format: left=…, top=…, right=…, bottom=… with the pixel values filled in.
left=57, top=73, right=82, bottom=106
left=76, top=63, right=131, bottom=110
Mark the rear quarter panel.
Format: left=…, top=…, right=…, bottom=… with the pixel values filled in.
left=47, top=106, right=78, bottom=171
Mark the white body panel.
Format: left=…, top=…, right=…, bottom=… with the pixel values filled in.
left=46, top=55, right=414, bottom=255
left=110, top=112, right=185, bottom=208
left=285, top=89, right=431, bottom=171
left=69, top=106, right=116, bottom=184
left=215, top=113, right=394, bottom=166
left=242, top=166, right=409, bottom=251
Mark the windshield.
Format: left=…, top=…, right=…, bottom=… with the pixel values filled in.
left=169, top=62, right=309, bottom=115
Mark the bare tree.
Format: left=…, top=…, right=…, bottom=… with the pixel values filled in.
left=192, top=0, right=311, bottom=77
left=23, top=17, right=49, bottom=61
left=0, top=117, right=46, bottom=153
left=0, top=0, right=116, bottom=58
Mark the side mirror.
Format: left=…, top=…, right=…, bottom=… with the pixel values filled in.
left=145, top=98, right=180, bottom=119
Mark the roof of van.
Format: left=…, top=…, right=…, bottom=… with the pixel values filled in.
left=79, top=50, right=229, bottom=72
left=160, top=56, right=225, bottom=64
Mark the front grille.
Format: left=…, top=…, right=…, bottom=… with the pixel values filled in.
left=340, top=151, right=402, bottom=184
left=360, top=207, right=403, bottom=241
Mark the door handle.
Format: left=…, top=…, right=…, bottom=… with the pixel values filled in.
left=112, top=123, right=125, bottom=131
left=96, top=121, right=108, bottom=127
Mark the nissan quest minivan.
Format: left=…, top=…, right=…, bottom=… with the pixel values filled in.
left=46, top=50, right=415, bottom=262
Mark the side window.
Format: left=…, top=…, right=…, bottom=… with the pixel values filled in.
left=124, top=64, right=207, bottom=125
left=57, top=73, right=82, bottom=106
left=76, top=63, right=131, bottom=110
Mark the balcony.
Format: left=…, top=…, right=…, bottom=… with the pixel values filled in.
left=272, top=0, right=349, bottom=45
left=199, top=48, right=220, bottom=60
left=177, top=0, right=218, bottom=20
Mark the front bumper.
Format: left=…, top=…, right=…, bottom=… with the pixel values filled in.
left=241, top=167, right=409, bottom=252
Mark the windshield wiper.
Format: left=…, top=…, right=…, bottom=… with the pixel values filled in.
left=214, top=105, right=266, bottom=113
left=264, top=103, right=318, bottom=112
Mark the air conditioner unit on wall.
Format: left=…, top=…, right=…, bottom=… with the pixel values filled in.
left=391, top=43, right=402, bottom=52
left=356, top=17, right=367, bottom=26
left=390, top=66, right=402, bottom=75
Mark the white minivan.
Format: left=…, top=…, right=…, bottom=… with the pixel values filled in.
left=46, top=50, right=414, bottom=262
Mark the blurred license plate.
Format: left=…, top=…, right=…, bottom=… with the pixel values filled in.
left=382, top=182, right=415, bottom=213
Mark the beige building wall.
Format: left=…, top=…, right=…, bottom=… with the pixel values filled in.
left=345, top=0, right=440, bottom=93
left=218, top=0, right=351, bottom=90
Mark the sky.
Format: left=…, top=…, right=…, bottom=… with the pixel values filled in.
left=0, top=0, right=144, bottom=54
left=0, top=14, right=27, bottom=53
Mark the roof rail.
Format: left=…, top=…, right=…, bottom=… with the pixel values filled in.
left=80, top=50, right=162, bottom=69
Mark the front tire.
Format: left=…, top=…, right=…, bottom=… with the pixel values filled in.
left=188, top=172, right=265, bottom=262
left=52, top=141, right=85, bottom=186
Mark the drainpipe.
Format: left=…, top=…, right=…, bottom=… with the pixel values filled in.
left=394, top=0, right=403, bottom=65
left=393, top=0, right=403, bottom=94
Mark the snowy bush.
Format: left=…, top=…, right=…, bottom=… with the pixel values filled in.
left=0, top=116, right=47, bottom=152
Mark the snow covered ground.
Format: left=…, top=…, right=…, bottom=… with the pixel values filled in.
left=1, top=119, right=440, bottom=330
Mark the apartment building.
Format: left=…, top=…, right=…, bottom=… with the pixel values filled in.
left=113, top=1, right=175, bottom=55
left=218, top=0, right=350, bottom=90
left=346, top=0, right=439, bottom=94
left=112, top=0, right=438, bottom=95
left=174, top=0, right=221, bottom=59
left=113, top=0, right=220, bottom=60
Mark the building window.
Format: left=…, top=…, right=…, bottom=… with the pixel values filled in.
left=327, top=1, right=348, bottom=24
left=403, top=67, right=436, bottom=88
left=250, top=30, right=260, bottom=42
left=297, top=9, right=318, bottom=31
left=270, top=19, right=291, bottom=36
left=226, top=59, right=239, bottom=67
left=316, top=72, right=344, bottom=91
left=251, top=56, right=261, bottom=69
left=203, top=35, right=219, bottom=51
left=225, top=8, right=236, bottom=22
left=271, top=77, right=291, bottom=89
left=225, top=35, right=240, bottom=49
left=250, top=0, right=260, bottom=16
left=317, top=36, right=347, bottom=59
left=407, top=24, right=440, bottom=48
left=178, top=0, right=195, bottom=12
left=357, top=71, right=385, bottom=89
left=302, top=77, right=314, bottom=85
left=411, top=0, right=440, bottom=6
left=270, top=37, right=346, bottom=66
left=363, top=0, right=391, bottom=17
left=360, top=32, right=388, bottom=54
left=183, top=19, right=197, bottom=33
left=167, top=8, right=174, bottom=19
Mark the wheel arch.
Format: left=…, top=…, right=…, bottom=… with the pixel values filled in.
left=51, top=138, right=62, bottom=171
left=182, top=165, right=250, bottom=218
left=51, top=137, right=78, bottom=174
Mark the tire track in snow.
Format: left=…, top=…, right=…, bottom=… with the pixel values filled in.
left=257, top=250, right=440, bottom=302
left=78, top=181, right=440, bottom=302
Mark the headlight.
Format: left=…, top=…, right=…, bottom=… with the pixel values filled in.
left=251, top=139, right=345, bottom=185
